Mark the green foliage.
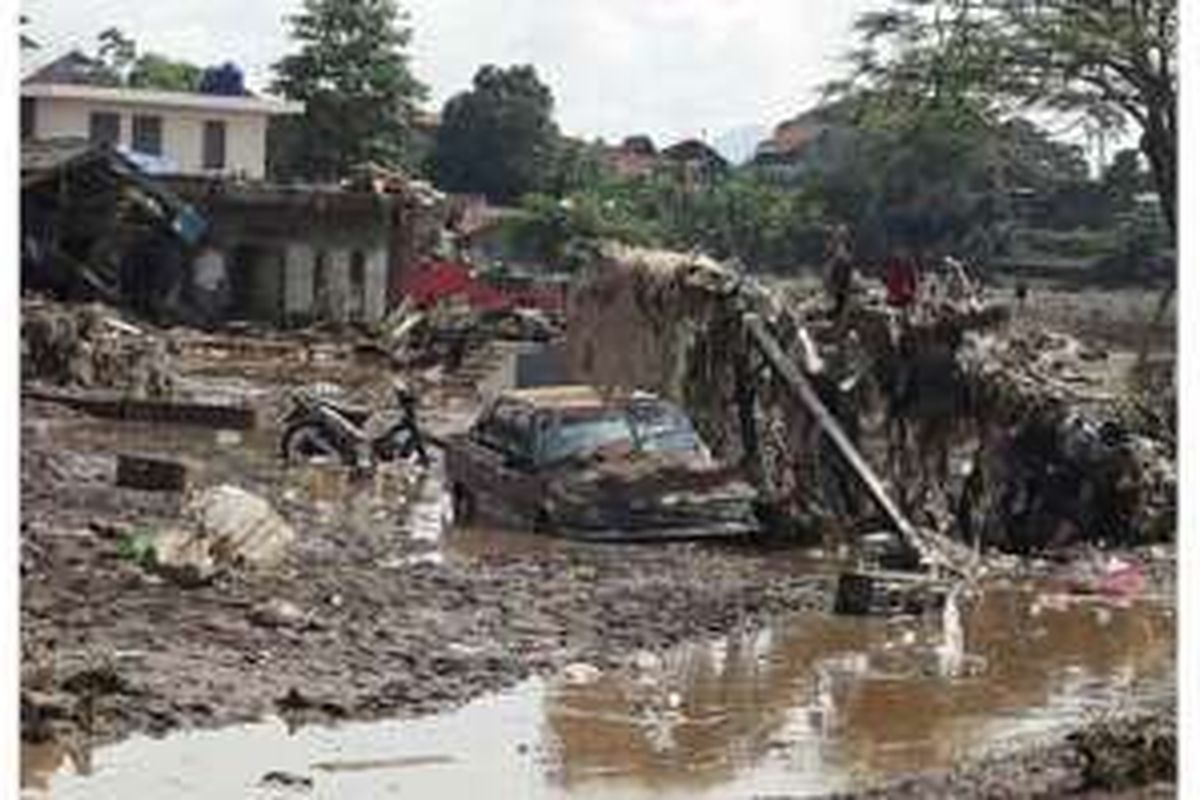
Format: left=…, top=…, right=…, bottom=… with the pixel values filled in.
left=128, top=54, right=204, bottom=92
left=833, top=0, right=1177, bottom=234
left=548, top=139, right=611, bottom=198
left=116, top=528, right=157, bottom=569
left=431, top=65, right=559, bottom=203
left=85, top=28, right=215, bottom=93
left=96, top=27, right=137, bottom=83
left=508, top=170, right=826, bottom=272
left=271, top=0, right=429, bottom=181
left=1102, top=148, right=1153, bottom=212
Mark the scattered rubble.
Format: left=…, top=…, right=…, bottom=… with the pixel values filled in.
left=566, top=244, right=1176, bottom=555
left=21, top=299, right=176, bottom=398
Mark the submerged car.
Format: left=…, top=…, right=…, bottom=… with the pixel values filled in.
left=443, top=385, right=759, bottom=540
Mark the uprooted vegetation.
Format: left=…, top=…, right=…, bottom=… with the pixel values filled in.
left=566, top=245, right=1175, bottom=554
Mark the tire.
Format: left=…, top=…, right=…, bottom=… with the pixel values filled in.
left=451, top=485, right=476, bottom=526
left=282, top=422, right=342, bottom=464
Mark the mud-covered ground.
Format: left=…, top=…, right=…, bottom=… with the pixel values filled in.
left=833, top=701, right=1176, bottom=800
left=19, top=397, right=827, bottom=749
left=19, top=289, right=1177, bottom=797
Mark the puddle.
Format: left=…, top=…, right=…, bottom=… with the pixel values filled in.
left=23, top=586, right=1172, bottom=798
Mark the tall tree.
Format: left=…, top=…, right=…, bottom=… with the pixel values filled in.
left=431, top=65, right=559, bottom=203
left=271, top=0, right=428, bottom=181
left=96, top=27, right=137, bottom=83
left=834, top=0, right=1177, bottom=237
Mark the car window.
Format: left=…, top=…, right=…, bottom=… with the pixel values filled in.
left=539, top=411, right=633, bottom=465
left=627, top=399, right=707, bottom=455
left=473, top=401, right=535, bottom=462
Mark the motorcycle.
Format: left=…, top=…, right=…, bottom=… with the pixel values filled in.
left=279, top=380, right=430, bottom=469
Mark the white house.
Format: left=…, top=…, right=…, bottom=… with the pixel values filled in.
left=21, top=77, right=302, bottom=180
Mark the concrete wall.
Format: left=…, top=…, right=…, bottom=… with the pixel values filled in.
left=283, top=243, right=315, bottom=320
left=31, top=96, right=269, bottom=179
left=279, top=242, right=389, bottom=325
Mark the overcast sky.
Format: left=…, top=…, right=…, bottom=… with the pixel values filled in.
left=21, top=0, right=884, bottom=146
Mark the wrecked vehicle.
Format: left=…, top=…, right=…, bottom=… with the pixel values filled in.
left=280, top=380, right=430, bottom=469
left=444, top=385, right=759, bottom=539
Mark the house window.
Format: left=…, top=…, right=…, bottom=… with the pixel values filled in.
left=89, top=111, right=120, bottom=145
left=132, top=115, right=163, bottom=155
left=203, top=120, right=226, bottom=170
left=20, top=98, right=36, bottom=139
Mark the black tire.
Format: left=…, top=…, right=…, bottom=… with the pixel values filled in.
left=282, top=422, right=341, bottom=464
left=451, top=485, right=476, bottom=526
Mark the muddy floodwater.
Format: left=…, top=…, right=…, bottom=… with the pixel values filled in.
left=24, top=578, right=1172, bottom=798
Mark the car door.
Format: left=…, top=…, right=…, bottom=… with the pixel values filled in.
left=461, top=400, right=542, bottom=528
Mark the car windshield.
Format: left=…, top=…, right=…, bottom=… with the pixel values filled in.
left=540, top=412, right=634, bottom=464
left=627, top=399, right=705, bottom=454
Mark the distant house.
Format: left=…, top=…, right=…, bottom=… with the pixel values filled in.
left=750, top=103, right=857, bottom=182
left=660, top=139, right=729, bottom=183
left=21, top=51, right=302, bottom=180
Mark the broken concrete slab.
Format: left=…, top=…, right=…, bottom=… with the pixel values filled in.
left=23, top=387, right=258, bottom=430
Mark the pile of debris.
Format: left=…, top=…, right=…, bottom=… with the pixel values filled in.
left=566, top=244, right=1175, bottom=553
left=21, top=299, right=176, bottom=398
left=380, top=298, right=558, bottom=369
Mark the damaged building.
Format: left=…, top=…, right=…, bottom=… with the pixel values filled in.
left=21, top=136, right=448, bottom=329
left=21, top=138, right=207, bottom=321
left=162, top=173, right=446, bottom=327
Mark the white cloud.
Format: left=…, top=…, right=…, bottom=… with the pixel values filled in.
left=22, top=0, right=883, bottom=144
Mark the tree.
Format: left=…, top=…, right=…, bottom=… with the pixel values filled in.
left=271, top=0, right=428, bottom=181
left=1103, top=147, right=1153, bottom=211
left=20, top=15, right=39, bottom=51
left=834, top=0, right=1176, bottom=236
left=548, top=138, right=609, bottom=198
left=431, top=65, right=559, bottom=203
left=96, top=27, right=137, bottom=83
left=128, top=54, right=204, bottom=92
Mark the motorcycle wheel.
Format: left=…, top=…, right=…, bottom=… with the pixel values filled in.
left=282, top=422, right=342, bottom=464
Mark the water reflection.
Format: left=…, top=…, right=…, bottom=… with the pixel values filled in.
left=24, top=586, right=1171, bottom=798
left=543, top=588, right=1172, bottom=796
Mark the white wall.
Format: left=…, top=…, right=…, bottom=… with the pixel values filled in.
left=32, top=96, right=270, bottom=179
left=281, top=243, right=389, bottom=324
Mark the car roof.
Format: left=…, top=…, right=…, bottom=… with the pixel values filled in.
left=499, top=385, right=652, bottom=412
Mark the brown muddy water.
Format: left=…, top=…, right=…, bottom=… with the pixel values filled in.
left=23, top=580, right=1172, bottom=798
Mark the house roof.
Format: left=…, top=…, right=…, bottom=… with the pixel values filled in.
left=22, top=50, right=113, bottom=87
left=21, top=80, right=303, bottom=116
left=660, top=139, right=728, bottom=168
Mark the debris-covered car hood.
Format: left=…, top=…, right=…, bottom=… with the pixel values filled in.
left=552, top=448, right=751, bottom=497
left=543, top=448, right=758, bottom=535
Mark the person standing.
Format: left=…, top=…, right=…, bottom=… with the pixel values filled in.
left=884, top=245, right=919, bottom=309
left=825, top=223, right=854, bottom=318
